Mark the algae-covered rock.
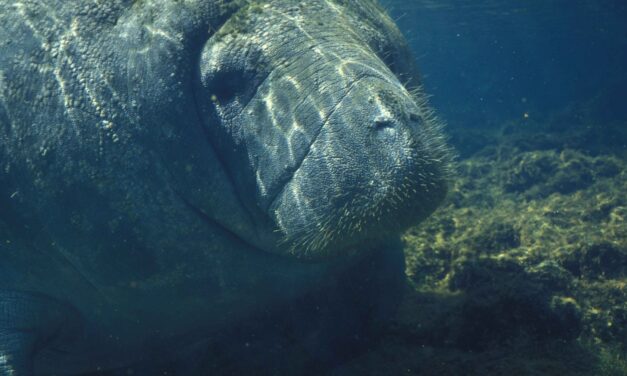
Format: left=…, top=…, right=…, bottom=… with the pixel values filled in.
left=561, top=242, right=627, bottom=279
left=502, top=149, right=620, bottom=199
left=446, top=257, right=581, bottom=350
left=503, top=151, right=559, bottom=193
left=393, top=111, right=627, bottom=374
left=468, top=222, right=521, bottom=254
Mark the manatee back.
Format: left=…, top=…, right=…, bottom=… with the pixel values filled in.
left=0, top=0, right=242, bottom=300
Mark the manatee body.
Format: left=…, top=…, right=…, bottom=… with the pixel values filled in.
left=0, top=0, right=451, bottom=374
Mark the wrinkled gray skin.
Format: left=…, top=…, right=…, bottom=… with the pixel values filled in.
left=0, top=0, right=451, bottom=374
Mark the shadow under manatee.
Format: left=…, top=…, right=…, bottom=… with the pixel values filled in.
left=89, top=244, right=406, bottom=376
left=84, top=251, right=623, bottom=376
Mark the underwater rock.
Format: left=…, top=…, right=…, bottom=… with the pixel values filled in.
left=405, top=246, right=452, bottom=286
left=447, top=257, right=582, bottom=351
left=502, top=150, right=620, bottom=198
left=592, top=157, right=622, bottom=178
left=550, top=150, right=596, bottom=194
left=561, top=242, right=627, bottom=279
left=468, top=222, right=520, bottom=254
left=503, top=151, right=559, bottom=194
left=526, top=260, right=574, bottom=292
left=448, top=256, right=524, bottom=291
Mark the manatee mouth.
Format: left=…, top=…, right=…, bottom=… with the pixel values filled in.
left=270, top=154, right=445, bottom=260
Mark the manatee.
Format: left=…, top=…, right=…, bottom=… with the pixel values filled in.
left=0, top=0, right=451, bottom=374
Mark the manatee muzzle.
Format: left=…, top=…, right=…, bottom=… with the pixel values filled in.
left=193, top=1, right=451, bottom=260
left=269, top=76, right=449, bottom=259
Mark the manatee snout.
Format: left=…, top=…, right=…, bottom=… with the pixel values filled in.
left=271, top=76, right=450, bottom=258
left=195, top=1, right=452, bottom=259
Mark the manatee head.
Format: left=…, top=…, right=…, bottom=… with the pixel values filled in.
left=195, top=0, right=452, bottom=259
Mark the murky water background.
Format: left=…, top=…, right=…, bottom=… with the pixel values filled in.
left=382, top=0, right=627, bottom=129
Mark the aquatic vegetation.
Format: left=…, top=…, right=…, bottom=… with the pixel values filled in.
left=593, top=343, right=627, bottom=376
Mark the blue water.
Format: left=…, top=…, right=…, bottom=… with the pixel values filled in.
left=382, top=0, right=627, bottom=130
left=2, top=1, right=626, bottom=375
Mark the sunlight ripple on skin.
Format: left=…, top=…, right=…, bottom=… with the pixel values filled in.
left=0, top=353, right=15, bottom=375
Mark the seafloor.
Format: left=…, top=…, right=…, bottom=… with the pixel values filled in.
left=332, top=95, right=627, bottom=375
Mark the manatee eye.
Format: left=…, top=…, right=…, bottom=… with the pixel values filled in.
left=207, top=70, right=247, bottom=104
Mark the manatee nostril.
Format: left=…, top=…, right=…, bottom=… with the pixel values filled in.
left=374, top=116, right=395, bottom=130
left=372, top=115, right=398, bottom=144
